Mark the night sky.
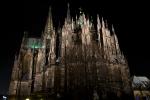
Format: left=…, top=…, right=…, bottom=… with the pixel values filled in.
left=0, top=0, right=150, bottom=95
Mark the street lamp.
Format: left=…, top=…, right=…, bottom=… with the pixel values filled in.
left=25, top=98, right=30, bottom=100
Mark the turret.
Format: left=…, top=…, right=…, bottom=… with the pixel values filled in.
left=114, top=33, right=121, bottom=59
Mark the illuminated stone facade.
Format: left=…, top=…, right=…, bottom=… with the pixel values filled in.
left=9, top=4, right=133, bottom=100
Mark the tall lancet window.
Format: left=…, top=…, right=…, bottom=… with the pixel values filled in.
left=72, top=25, right=82, bottom=45
left=22, top=49, right=32, bottom=81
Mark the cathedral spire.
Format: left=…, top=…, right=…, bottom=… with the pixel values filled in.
left=66, top=3, right=71, bottom=24
left=44, top=6, right=54, bottom=38
left=48, top=6, right=53, bottom=32
left=43, top=6, right=56, bottom=65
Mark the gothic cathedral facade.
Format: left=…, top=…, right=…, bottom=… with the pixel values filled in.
left=9, top=4, right=133, bottom=100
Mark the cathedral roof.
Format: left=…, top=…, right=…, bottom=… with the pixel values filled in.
left=25, top=38, right=44, bottom=49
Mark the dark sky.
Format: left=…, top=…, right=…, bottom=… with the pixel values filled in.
left=0, top=0, right=150, bottom=95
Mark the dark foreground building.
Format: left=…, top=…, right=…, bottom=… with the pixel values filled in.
left=9, top=4, right=134, bottom=100
left=132, top=76, right=150, bottom=100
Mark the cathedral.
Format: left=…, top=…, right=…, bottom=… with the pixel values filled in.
left=9, top=4, right=133, bottom=100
